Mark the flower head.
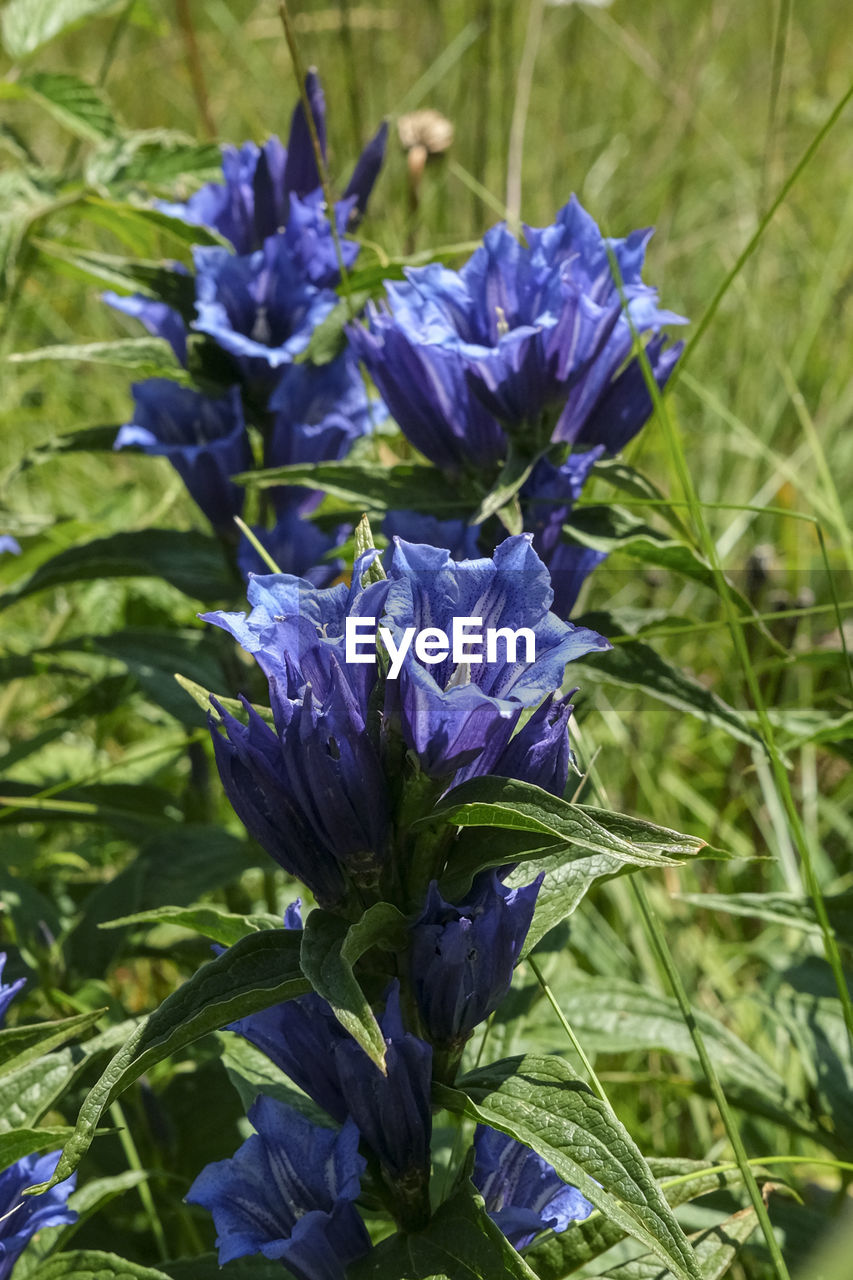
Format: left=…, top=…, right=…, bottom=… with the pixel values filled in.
left=114, top=381, right=251, bottom=532
left=0, top=1152, right=77, bottom=1280
left=0, top=538, right=21, bottom=557
left=351, top=195, right=683, bottom=465
left=159, top=72, right=387, bottom=254
left=410, top=871, right=542, bottom=1048
left=203, top=535, right=607, bottom=903
left=186, top=1096, right=370, bottom=1279
left=473, top=1126, right=593, bottom=1251
left=192, top=226, right=340, bottom=387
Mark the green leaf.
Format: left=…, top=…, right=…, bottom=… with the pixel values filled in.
left=1, top=0, right=123, bottom=60
left=431, top=779, right=710, bottom=938
left=505, top=977, right=795, bottom=1128
left=78, top=195, right=229, bottom=253
left=66, top=827, right=268, bottom=977
left=0, top=1126, right=75, bottom=1174
left=6, top=337, right=187, bottom=379
left=238, top=459, right=468, bottom=517
left=0, top=1008, right=105, bottom=1078
left=569, top=616, right=760, bottom=748
left=218, top=1032, right=333, bottom=1127
left=436, top=1054, right=703, bottom=1280
left=349, top=1182, right=539, bottom=1280
left=100, top=904, right=281, bottom=947
left=35, top=1253, right=173, bottom=1280
left=0, top=530, right=234, bottom=611
left=87, top=132, right=222, bottom=188
left=32, top=240, right=195, bottom=315
left=677, top=889, right=853, bottom=946
left=30, top=929, right=309, bottom=1191
left=0, top=73, right=117, bottom=141
left=564, top=509, right=780, bottom=653
left=300, top=909, right=389, bottom=1071
left=528, top=1159, right=768, bottom=1280
left=298, top=289, right=373, bottom=364
left=582, top=1207, right=758, bottom=1279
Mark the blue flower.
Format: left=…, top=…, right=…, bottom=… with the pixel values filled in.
left=266, top=351, right=376, bottom=479
left=114, top=381, right=251, bottom=532
left=231, top=981, right=433, bottom=1223
left=334, top=982, right=433, bottom=1189
left=0, top=953, right=25, bottom=1026
left=472, top=1126, right=593, bottom=1251
left=186, top=1096, right=370, bottom=1279
left=192, top=225, right=340, bottom=386
left=410, top=872, right=542, bottom=1048
left=203, top=536, right=607, bottom=902
left=351, top=196, right=684, bottom=466
left=102, top=290, right=188, bottom=366
left=0, top=1152, right=77, bottom=1280
left=0, top=538, right=20, bottom=556
left=159, top=72, right=387, bottom=254
left=236, top=510, right=347, bottom=587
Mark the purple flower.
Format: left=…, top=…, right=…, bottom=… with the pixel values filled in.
left=352, top=197, right=684, bottom=466
left=159, top=72, right=387, bottom=254
left=232, top=981, right=433, bottom=1217
left=410, top=872, right=542, bottom=1048
left=191, top=222, right=341, bottom=387
left=102, top=290, right=188, bottom=366
left=0, top=1152, right=77, bottom=1280
left=0, top=953, right=25, bottom=1026
left=203, top=536, right=607, bottom=903
left=0, top=537, right=21, bottom=556
left=235, top=510, right=347, bottom=587
left=114, top=381, right=251, bottom=532
left=473, top=1126, right=593, bottom=1251
left=333, top=983, right=433, bottom=1187
left=186, top=1096, right=370, bottom=1279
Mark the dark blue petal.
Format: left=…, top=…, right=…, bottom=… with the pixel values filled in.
left=0, top=1151, right=76, bottom=1277
left=115, top=381, right=251, bottom=530
left=342, top=120, right=389, bottom=224
left=410, top=872, right=542, bottom=1044
left=473, top=1125, right=593, bottom=1251
left=0, top=953, right=25, bottom=1027
left=187, top=1098, right=370, bottom=1279
left=103, top=290, right=188, bottom=365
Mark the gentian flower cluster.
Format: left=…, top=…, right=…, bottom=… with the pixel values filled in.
left=107, top=72, right=387, bottom=584
left=0, top=956, right=77, bottom=1279
left=188, top=535, right=606, bottom=1272
left=350, top=196, right=686, bottom=613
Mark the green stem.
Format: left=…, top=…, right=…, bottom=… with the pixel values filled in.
left=528, top=955, right=611, bottom=1108
left=109, top=1100, right=168, bottom=1264
left=630, top=879, right=791, bottom=1280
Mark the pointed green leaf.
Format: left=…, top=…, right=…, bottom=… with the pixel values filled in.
left=582, top=1206, right=758, bottom=1279
left=6, top=337, right=187, bottom=379
left=238, top=459, right=468, bottom=517
left=0, top=1126, right=75, bottom=1175
left=0, top=1007, right=105, bottom=1078
left=300, top=909, right=389, bottom=1070
left=30, top=929, right=309, bottom=1191
left=0, top=530, right=233, bottom=611
left=35, top=1253, right=173, bottom=1280
left=32, top=240, right=195, bottom=315
left=100, top=904, right=281, bottom=947
left=0, top=73, right=117, bottom=141
left=437, top=1055, right=703, bottom=1280
left=1, top=0, right=122, bottom=60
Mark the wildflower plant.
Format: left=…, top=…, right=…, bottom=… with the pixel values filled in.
left=5, top=9, right=841, bottom=1280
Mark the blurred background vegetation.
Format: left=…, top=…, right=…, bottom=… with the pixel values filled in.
left=1, top=2, right=852, bottom=1277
